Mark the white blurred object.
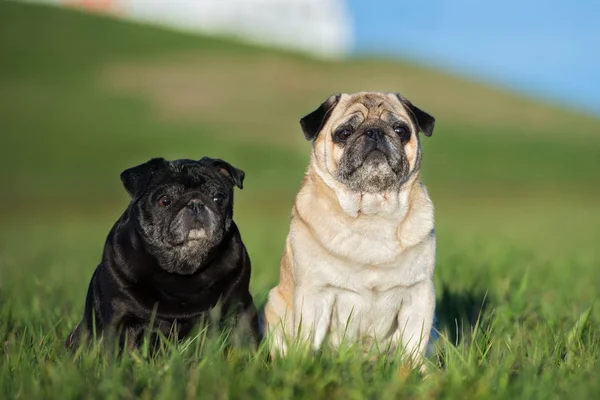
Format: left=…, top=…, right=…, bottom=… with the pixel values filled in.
left=20, top=0, right=353, bottom=58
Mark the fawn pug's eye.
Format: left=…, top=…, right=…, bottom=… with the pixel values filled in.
left=333, top=126, right=353, bottom=142
left=394, top=125, right=410, bottom=141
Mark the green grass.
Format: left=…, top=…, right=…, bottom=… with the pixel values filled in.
left=1, top=2, right=599, bottom=398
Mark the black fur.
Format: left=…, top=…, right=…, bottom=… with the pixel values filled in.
left=299, top=93, right=341, bottom=141
left=200, top=156, right=245, bottom=189
left=395, top=93, right=436, bottom=137
left=66, top=157, right=259, bottom=350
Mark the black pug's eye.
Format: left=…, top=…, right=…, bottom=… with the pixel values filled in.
left=333, top=127, right=353, bottom=143
left=213, top=194, right=226, bottom=205
left=157, top=195, right=172, bottom=208
left=394, top=125, right=411, bottom=141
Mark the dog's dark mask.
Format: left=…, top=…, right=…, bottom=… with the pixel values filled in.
left=301, top=92, right=435, bottom=193
left=120, top=157, right=245, bottom=275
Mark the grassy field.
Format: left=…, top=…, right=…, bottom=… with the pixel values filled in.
left=1, top=2, right=600, bottom=398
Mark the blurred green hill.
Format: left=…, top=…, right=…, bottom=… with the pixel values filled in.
left=1, top=0, right=599, bottom=296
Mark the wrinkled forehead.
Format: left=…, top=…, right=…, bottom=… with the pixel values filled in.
left=151, top=161, right=225, bottom=190
left=332, top=92, right=412, bottom=125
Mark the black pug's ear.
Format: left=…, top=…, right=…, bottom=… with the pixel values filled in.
left=395, top=93, right=435, bottom=137
left=300, top=93, right=341, bottom=141
left=120, top=158, right=166, bottom=199
left=200, top=157, right=245, bottom=189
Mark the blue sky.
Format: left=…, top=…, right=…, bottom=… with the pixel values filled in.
left=347, top=0, right=600, bottom=115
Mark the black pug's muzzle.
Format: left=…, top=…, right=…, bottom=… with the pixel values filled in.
left=337, top=124, right=409, bottom=193
left=140, top=189, right=230, bottom=276
left=167, top=192, right=222, bottom=247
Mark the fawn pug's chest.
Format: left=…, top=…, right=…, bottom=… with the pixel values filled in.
left=292, top=190, right=435, bottom=350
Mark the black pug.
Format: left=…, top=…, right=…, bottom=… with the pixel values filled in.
left=66, top=157, right=259, bottom=350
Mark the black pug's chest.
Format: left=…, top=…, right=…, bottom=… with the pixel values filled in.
left=129, top=282, right=227, bottom=320
left=112, top=265, right=242, bottom=332
left=65, top=251, right=252, bottom=350
left=115, top=305, right=209, bottom=346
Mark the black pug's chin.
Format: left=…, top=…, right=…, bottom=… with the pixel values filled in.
left=167, top=206, right=219, bottom=246
left=150, top=239, right=214, bottom=275
left=140, top=218, right=225, bottom=275
left=158, top=225, right=228, bottom=275
left=187, top=229, right=207, bottom=240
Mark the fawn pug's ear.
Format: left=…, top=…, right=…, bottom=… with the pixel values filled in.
left=395, top=93, right=435, bottom=137
left=300, top=93, right=341, bottom=141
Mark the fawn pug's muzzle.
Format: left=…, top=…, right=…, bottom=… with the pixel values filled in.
left=335, top=121, right=411, bottom=193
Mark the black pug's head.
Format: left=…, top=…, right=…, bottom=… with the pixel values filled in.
left=120, top=157, right=245, bottom=275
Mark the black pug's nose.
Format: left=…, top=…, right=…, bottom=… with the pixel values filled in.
left=365, top=128, right=384, bottom=142
left=187, top=199, right=206, bottom=217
